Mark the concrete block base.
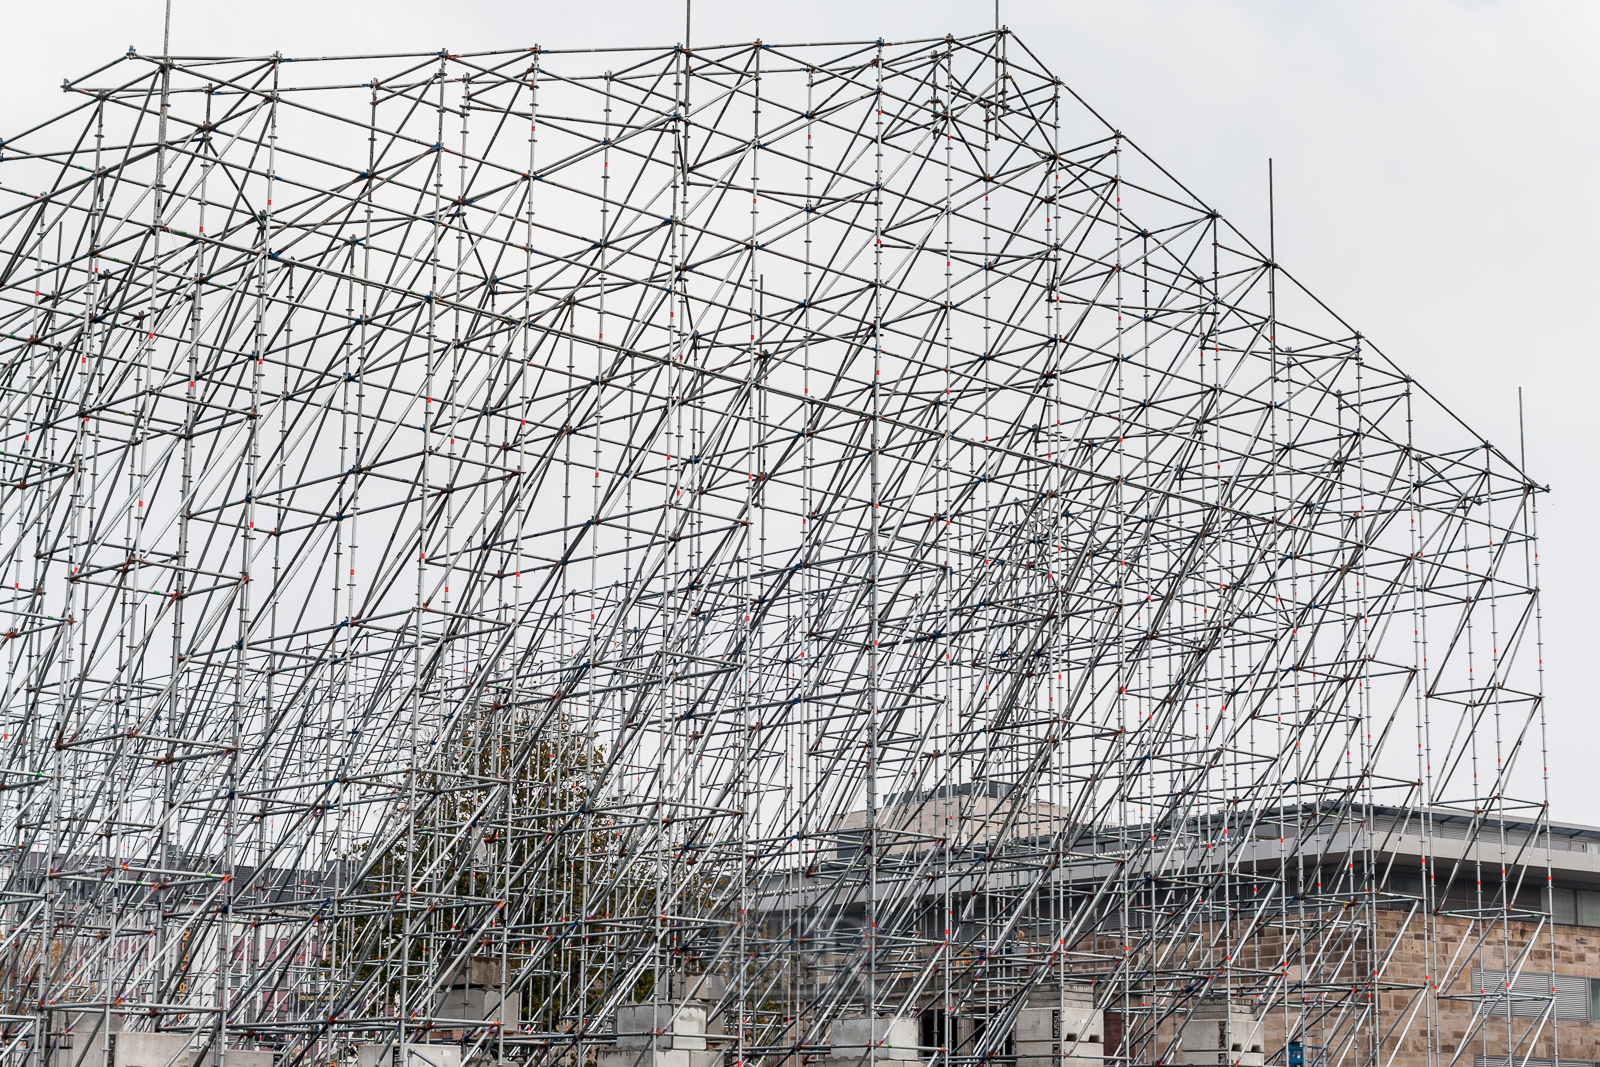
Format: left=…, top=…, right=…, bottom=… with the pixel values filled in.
left=1017, top=1040, right=1104, bottom=1058
left=598, top=1049, right=720, bottom=1067
left=115, top=1035, right=190, bottom=1067
left=816, top=1058, right=919, bottom=1067
left=1015, top=1007, right=1103, bottom=1046
left=356, top=1045, right=462, bottom=1067
left=824, top=1016, right=918, bottom=1064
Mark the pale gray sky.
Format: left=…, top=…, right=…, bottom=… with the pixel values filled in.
left=8, top=0, right=1597, bottom=820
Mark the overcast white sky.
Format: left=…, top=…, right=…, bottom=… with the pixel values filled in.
left=7, top=0, right=1597, bottom=820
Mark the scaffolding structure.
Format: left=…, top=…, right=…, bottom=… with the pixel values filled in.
left=0, top=29, right=1554, bottom=1067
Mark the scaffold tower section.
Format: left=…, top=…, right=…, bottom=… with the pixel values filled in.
left=0, top=30, right=1550, bottom=1067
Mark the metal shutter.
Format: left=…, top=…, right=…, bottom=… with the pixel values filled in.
left=1471, top=969, right=1589, bottom=1021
